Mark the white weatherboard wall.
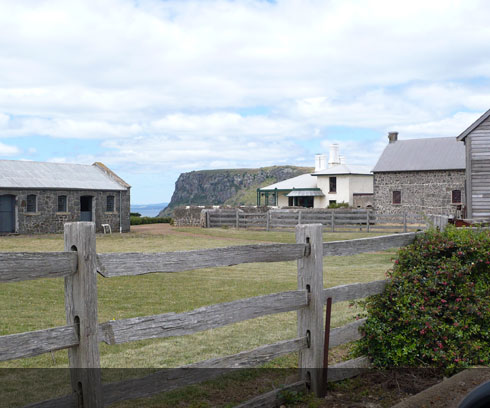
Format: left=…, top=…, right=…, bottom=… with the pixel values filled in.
left=277, top=193, right=289, bottom=207
left=315, top=175, right=350, bottom=207
left=349, top=175, right=374, bottom=203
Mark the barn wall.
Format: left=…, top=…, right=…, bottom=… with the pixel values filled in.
left=373, top=170, right=465, bottom=216
left=466, top=116, right=490, bottom=219
left=0, top=189, right=130, bottom=234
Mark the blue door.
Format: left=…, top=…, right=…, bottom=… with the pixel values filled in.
left=80, top=196, right=93, bottom=221
left=0, top=195, right=15, bottom=233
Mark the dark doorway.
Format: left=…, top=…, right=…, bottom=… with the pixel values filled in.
left=0, top=195, right=15, bottom=233
left=80, top=196, right=93, bottom=222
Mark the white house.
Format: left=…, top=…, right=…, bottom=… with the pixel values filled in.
left=257, top=144, right=373, bottom=208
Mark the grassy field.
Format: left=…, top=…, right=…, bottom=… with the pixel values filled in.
left=0, top=225, right=398, bottom=406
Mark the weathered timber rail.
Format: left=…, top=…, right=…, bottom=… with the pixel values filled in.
left=0, top=223, right=422, bottom=408
left=205, top=208, right=427, bottom=233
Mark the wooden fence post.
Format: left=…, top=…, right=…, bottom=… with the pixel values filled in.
left=296, top=224, right=324, bottom=396
left=331, top=212, right=335, bottom=233
left=64, top=222, right=103, bottom=408
left=266, top=211, right=270, bottom=231
left=403, top=213, right=407, bottom=233
left=298, top=210, right=302, bottom=225
left=236, top=209, right=239, bottom=229
left=366, top=211, right=370, bottom=232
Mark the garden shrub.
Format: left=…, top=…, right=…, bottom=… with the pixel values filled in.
left=130, top=216, right=172, bottom=225
left=328, top=202, right=349, bottom=209
left=354, top=226, right=490, bottom=374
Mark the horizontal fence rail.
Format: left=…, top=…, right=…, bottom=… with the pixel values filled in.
left=0, top=325, right=78, bottom=362
left=97, top=243, right=307, bottom=277
left=99, top=290, right=308, bottom=345
left=323, top=232, right=422, bottom=257
left=0, top=252, right=77, bottom=282
left=1, top=222, right=423, bottom=407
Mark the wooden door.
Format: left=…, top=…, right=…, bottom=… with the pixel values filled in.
left=0, top=195, right=15, bottom=233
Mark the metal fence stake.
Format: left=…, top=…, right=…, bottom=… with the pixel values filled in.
left=322, top=296, right=333, bottom=397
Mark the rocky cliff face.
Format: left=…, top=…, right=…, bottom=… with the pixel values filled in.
left=159, top=166, right=313, bottom=216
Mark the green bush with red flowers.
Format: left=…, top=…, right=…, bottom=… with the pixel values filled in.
left=354, top=226, right=490, bottom=374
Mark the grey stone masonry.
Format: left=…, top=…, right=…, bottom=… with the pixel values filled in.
left=373, top=170, right=465, bottom=217
left=0, top=188, right=130, bottom=234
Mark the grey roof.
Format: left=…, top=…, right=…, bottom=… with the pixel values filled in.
left=0, top=160, right=128, bottom=190
left=372, top=137, right=465, bottom=172
left=457, top=108, right=490, bottom=141
left=287, top=190, right=324, bottom=197
left=312, top=164, right=372, bottom=176
left=259, top=173, right=318, bottom=191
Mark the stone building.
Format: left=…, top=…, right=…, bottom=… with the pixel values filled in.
left=0, top=160, right=130, bottom=234
left=372, top=133, right=466, bottom=216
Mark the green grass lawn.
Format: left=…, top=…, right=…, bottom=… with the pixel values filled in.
left=0, top=226, right=397, bottom=406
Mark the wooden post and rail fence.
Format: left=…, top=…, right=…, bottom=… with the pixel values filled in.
left=204, top=208, right=438, bottom=232
left=0, top=222, right=423, bottom=407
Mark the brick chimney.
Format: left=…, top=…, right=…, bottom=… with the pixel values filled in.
left=388, top=131, right=398, bottom=143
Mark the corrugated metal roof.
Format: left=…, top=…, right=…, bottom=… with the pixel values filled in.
left=311, top=164, right=372, bottom=176
left=0, top=160, right=128, bottom=190
left=372, top=137, right=465, bottom=172
left=287, top=190, right=324, bottom=197
left=259, top=174, right=318, bottom=190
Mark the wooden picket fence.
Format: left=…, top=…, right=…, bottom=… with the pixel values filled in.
left=0, top=222, right=422, bottom=407
left=205, top=208, right=426, bottom=233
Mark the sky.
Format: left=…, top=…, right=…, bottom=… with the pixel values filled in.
left=1, top=0, right=490, bottom=204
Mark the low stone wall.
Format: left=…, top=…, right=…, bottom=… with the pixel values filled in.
left=353, top=193, right=374, bottom=208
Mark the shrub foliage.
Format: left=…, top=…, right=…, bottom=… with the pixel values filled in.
left=354, top=227, right=490, bottom=373
left=130, top=216, right=172, bottom=225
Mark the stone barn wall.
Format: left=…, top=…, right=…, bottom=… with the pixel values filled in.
left=0, top=189, right=130, bottom=234
left=373, top=170, right=465, bottom=217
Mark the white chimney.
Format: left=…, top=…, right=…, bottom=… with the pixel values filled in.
left=315, top=154, right=327, bottom=172
left=328, top=144, right=340, bottom=168
left=339, top=155, right=345, bottom=165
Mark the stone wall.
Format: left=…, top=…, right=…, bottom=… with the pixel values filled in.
left=0, top=188, right=130, bottom=234
left=373, top=170, right=465, bottom=217
left=353, top=193, right=374, bottom=208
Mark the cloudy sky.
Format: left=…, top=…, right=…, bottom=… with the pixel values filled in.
left=1, top=0, right=489, bottom=203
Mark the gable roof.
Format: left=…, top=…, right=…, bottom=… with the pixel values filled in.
left=372, top=137, right=465, bottom=172
left=312, top=163, right=372, bottom=176
left=0, top=160, right=129, bottom=190
left=457, top=108, right=490, bottom=141
left=259, top=173, right=318, bottom=191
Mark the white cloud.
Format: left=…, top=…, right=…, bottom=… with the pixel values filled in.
left=0, top=142, right=20, bottom=156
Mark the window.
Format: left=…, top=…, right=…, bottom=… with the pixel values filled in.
left=288, top=197, right=293, bottom=206
left=329, top=177, right=337, bottom=193
left=57, top=195, right=67, bottom=212
left=329, top=200, right=337, bottom=205
left=106, top=195, right=115, bottom=212
left=392, top=191, right=401, bottom=205
left=26, top=194, right=37, bottom=213
left=452, top=190, right=462, bottom=204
